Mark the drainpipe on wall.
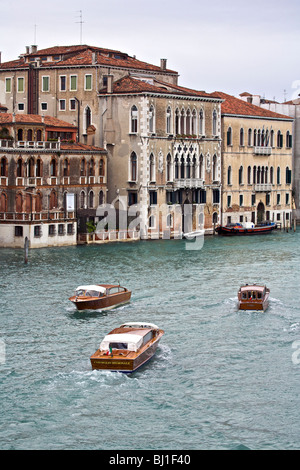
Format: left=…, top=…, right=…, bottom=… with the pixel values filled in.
left=74, top=97, right=80, bottom=142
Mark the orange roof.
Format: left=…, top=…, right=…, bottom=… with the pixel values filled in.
left=60, top=142, right=105, bottom=152
left=0, top=44, right=178, bottom=75
left=214, top=91, right=292, bottom=120
left=99, top=75, right=221, bottom=100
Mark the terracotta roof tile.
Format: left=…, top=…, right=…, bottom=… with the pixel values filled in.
left=0, top=44, right=178, bottom=75
left=60, top=142, right=105, bottom=152
left=0, top=113, right=77, bottom=128
left=214, top=91, right=292, bottom=120
left=99, top=75, right=221, bottom=100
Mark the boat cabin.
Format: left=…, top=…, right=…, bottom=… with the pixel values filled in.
left=75, top=285, right=106, bottom=297
left=238, top=284, right=270, bottom=311
left=240, top=285, right=266, bottom=301
left=100, top=323, right=159, bottom=354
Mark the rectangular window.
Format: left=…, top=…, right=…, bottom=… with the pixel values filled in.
left=128, top=192, right=138, bottom=206
left=42, top=76, right=50, bottom=92
left=251, top=194, right=255, bottom=206
left=41, top=102, right=48, bottom=111
left=149, top=191, right=157, bottom=205
left=227, top=195, right=231, bottom=208
left=15, top=226, right=23, bottom=237
left=58, top=224, right=65, bottom=235
left=18, top=103, right=25, bottom=111
left=277, top=193, right=281, bottom=205
left=70, top=99, right=76, bottom=110
left=239, top=194, right=243, bottom=207
left=34, top=226, right=42, bottom=237
left=60, top=75, right=66, bottom=91
left=286, top=193, right=289, bottom=205
left=48, top=224, right=56, bottom=236
left=213, top=189, right=220, bottom=204
left=17, top=77, right=24, bottom=93
left=266, top=193, right=270, bottom=206
left=59, top=99, right=66, bottom=111
left=67, top=223, right=74, bottom=235
left=85, top=74, right=92, bottom=90
left=5, top=78, right=11, bottom=93
left=70, top=75, right=77, bottom=91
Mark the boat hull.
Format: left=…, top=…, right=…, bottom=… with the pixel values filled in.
left=90, top=333, right=163, bottom=373
left=238, top=300, right=269, bottom=311
left=216, top=224, right=276, bottom=235
left=69, top=291, right=131, bottom=311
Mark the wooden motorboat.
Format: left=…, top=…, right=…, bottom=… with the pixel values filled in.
left=69, top=284, right=131, bottom=311
left=90, top=322, right=164, bottom=373
left=238, top=284, right=270, bottom=311
left=215, top=221, right=277, bottom=235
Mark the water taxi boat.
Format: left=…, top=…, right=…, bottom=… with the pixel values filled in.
left=90, top=322, right=164, bottom=373
left=238, top=284, right=270, bottom=311
left=69, top=284, right=131, bottom=311
left=215, top=221, right=277, bottom=235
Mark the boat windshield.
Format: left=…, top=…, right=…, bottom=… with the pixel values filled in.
left=109, top=342, right=128, bottom=350
left=75, top=289, right=103, bottom=297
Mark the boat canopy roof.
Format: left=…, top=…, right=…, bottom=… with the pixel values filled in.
left=120, top=322, right=159, bottom=330
left=76, top=285, right=107, bottom=294
left=240, top=284, right=265, bottom=292
left=100, top=333, right=144, bottom=352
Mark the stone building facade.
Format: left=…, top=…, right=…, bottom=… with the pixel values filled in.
left=215, top=92, right=293, bottom=227
left=0, top=112, right=107, bottom=247
left=99, top=75, right=223, bottom=236
left=239, top=92, right=300, bottom=222
left=0, top=45, right=178, bottom=147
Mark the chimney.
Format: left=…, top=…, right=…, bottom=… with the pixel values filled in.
left=92, top=52, right=97, bottom=65
left=31, top=45, right=37, bottom=54
left=160, top=59, right=167, bottom=70
left=26, top=46, right=30, bottom=54
left=107, top=75, right=113, bottom=94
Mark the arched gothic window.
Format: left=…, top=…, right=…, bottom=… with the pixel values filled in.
left=149, top=105, right=155, bottom=133
left=212, top=110, right=217, bottom=135
left=166, top=106, right=172, bottom=134
left=130, top=152, right=137, bottom=181
left=131, top=106, right=138, bottom=133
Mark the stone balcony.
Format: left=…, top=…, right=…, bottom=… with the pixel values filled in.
left=254, top=146, right=272, bottom=155
left=173, top=178, right=204, bottom=189
left=254, top=183, right=272, bottom=192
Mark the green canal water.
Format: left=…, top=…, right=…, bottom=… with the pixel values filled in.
left=0, top=230, right=300, bottom=450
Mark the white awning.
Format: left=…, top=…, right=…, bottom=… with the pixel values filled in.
left=100, top=333, right=143, bottom=352
left=76, top=285, right=106, bottom=294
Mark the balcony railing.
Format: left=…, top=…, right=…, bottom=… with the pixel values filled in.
left=254, top=183, right=272, bottom=192
left=0, top=139, right=60, bottom=150
left=0, top=210, right=76, bottom=222
left=254, top=146, right=272, bottom=155
left=173, top=178, right=204, bottom=189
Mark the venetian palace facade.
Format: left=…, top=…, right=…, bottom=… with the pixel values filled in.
left=0, top=44, right=295, bottom=246
left=215, top=92, right=293, bottom=227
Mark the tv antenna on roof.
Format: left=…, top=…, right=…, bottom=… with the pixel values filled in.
left=33, top=23, right=37, bottom=44
left=76, top=10, right=84, bottom=44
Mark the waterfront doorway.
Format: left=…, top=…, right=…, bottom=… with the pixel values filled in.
left=257, top=202, right=265, bottom=223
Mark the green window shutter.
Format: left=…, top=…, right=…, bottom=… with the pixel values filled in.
left=85, top=75, right=92, bottom=90
left=70, top=76, right=77, bottom=90
left=5, top=78, right=11, bottom=93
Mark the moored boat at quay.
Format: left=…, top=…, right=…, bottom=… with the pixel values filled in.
left=90, top=322, right=164, bottom=373
left=215, top=221, right=277, bottom=235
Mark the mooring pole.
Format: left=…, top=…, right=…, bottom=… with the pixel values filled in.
left=24, top=236, right=29, bottom=264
